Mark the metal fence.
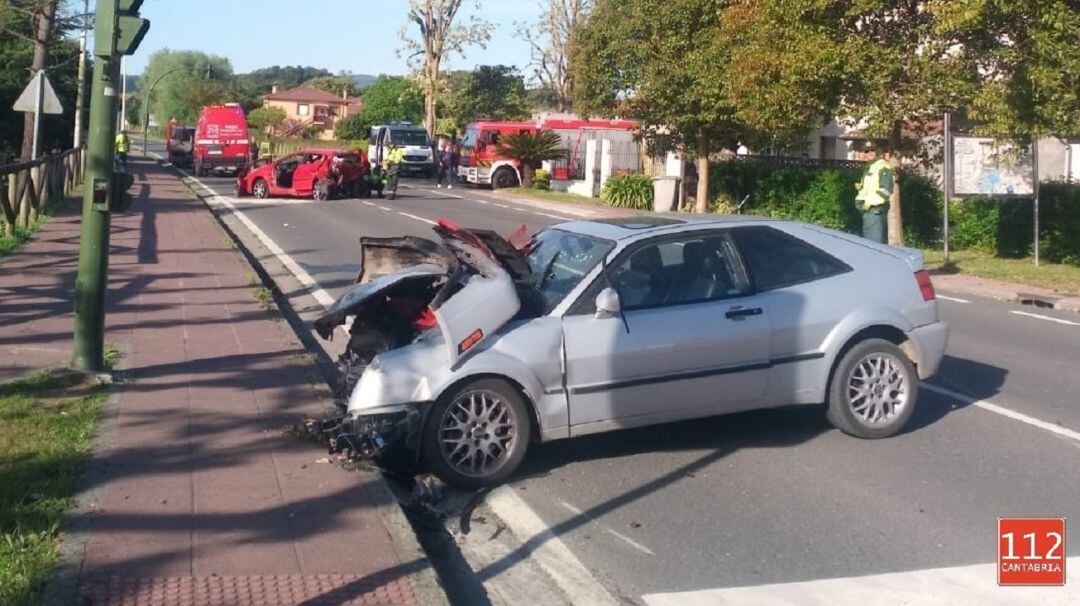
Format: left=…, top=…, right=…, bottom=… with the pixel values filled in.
left=0, top=148, right=84, bottom=236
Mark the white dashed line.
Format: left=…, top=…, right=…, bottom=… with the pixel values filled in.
left=396, top=211, right=437, bottom=226
left=533, top=211, right=575, bottom=221
left=923, top=383, right=1080, bottom=443
left=378, top=205, right=393, bottom=212
left=495, top=203, right=510, bottom=208
left=558, top=500, right=655, bottom=556
left=936, top=294, right=970, bottom=303
left=362, top=201, right=376, bottom=206
left=1009, top=310, right=1080, bottom=326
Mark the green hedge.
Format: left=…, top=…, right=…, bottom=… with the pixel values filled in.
left=707, top=161, right=942, bottom=247
left=951, top=183, right=1080, bottom=265
left=602, top=174, right=654, bottom=210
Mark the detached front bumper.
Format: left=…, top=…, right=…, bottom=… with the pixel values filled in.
left=320, top=405, right=427, bottom=462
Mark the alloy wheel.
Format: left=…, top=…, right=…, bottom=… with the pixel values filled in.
left=439, top=390, right=518, bottom=477
left=846, top=352, right=909, bottom=426
left=253, top=180, right=268, bottom=199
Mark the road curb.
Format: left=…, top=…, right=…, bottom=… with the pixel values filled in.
left=930, top=271, right=1080, bottom=314
left=146, top=152, right=450, bottom=606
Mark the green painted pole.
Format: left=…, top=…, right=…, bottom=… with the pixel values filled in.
left=72, top=1, right=118, bottom=372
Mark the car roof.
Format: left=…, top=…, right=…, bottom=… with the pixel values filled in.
left=554, top=213, right=773, bottom=241
left=291, top=148, right=358, bottom=155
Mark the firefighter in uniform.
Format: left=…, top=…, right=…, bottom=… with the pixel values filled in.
left=115, top=130, right=130, bottom=166
left=383, top=140, right=405, bottom=199
left=855, top=143, right=894, bottom=243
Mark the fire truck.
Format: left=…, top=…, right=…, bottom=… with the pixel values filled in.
left=457, top=117, right=637, bottom=188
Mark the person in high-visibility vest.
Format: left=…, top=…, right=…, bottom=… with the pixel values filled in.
left=855, top=143, right=894, bottom=243
left=115, top=130, right=131, bottom=166
left=382, top=140, right=405, bottom=200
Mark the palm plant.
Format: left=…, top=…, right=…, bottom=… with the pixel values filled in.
left=498, top=130, right=566, bottom=187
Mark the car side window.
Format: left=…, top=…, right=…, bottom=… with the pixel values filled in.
left=731, top=226, right=850, bottom=291
left=609, top=233, right=749, bottom=310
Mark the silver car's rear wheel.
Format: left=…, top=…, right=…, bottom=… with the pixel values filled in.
left=424, top=379, right=530, bottom=489
left=827, top=338, right=917, bottom=439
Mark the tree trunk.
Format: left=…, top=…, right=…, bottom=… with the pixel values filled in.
left=695, top=132, right=710, bottom=213
left=887, top=121, right=904, bottom=246
left=20, top=2, right=59, bottom=160
left=425, top=60, right=439, bottom=138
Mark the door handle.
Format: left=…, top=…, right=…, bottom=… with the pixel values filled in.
left=725, top=306, right=763, bottom=319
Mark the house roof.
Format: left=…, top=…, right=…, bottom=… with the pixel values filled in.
left=264, top=86, right=349, bottom=104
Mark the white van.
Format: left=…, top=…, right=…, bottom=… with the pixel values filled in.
left=368, top=123, right=435, bottom=177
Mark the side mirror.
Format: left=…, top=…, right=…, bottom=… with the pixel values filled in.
left=595, top=287, right=621, bottom=319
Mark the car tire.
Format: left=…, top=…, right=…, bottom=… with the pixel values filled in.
left=826, top=338, right=918, bottom=439
left=422, top=378, right=530, bottom=490
left=491, top=167, right=519, bottom=189
left=252, top=178, right=269, bottom=199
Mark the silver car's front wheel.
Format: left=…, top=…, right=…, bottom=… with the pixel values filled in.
left=424, top=379, right=530, bottom=489
left=827, top=338, right=918, bottom=439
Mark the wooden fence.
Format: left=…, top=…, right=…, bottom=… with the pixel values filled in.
left=0, top=148, right=84, bottom=236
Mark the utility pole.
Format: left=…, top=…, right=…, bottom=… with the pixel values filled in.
left=72, top=0, right=149, bottom=372
left=73, top=0, right=89, bottom=149
left=119, top=56, right=127, bottom=131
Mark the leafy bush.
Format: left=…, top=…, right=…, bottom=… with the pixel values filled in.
left=708, top=160, right=942, bottom=245
left=533, top=169, right=551, bottom=190
left=602, top=174, right=654, bottom=209
left=334, top=113, right=368, bottom=141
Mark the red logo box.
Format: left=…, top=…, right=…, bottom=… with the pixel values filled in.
left=998, top=518, right=1066, bottom=586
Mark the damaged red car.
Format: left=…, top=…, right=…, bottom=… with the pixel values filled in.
left=236, top=148, right=368, bottom=200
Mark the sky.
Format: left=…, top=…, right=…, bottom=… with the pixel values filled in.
left=122, top=0, right=545, bottom=79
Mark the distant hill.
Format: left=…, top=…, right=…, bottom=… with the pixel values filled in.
left=354, top=74, right=376, bottom=90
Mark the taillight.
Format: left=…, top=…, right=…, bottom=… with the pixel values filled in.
left=915, top=270, right=936, bottom=301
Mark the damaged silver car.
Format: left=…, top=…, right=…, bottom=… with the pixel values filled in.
left=315, top=216, right=948, bottom=489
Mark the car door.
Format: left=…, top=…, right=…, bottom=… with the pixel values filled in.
left=561, top=230, right=772, bottom=431
left=291, top=153, right=323, bottom=194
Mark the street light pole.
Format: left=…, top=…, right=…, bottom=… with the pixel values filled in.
left=142, top=66, right=184, bottom=157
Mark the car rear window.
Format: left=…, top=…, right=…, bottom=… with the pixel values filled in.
left=732, top=226, right=850, bottom=291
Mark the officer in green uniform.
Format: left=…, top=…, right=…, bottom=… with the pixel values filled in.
left=382, top=140, right=405, bottom=200
left=115, top=130, right=130, bottom=166
left=855, top=143, right=894, bottom=243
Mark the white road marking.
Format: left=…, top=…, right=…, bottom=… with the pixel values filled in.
left=495, top=203, right=510, bottom=208
left=378, top=205, right=393, bottom=212
left=923, top=383, right=1080, bottom=443
left=396, top=211, right=437, bottom=226
left=558, top=500, right=655, bottom=556
left=486, top=487, right=618, bottom=606
left=642, top=557, right=1080, bottom=606
left=363, top=201, right=376, bottom=206
left=936, top=294, right=970, bottom=303
left=533, top=211, right=575, bottom=221
left=1009, top=310, right=1080, bottom=326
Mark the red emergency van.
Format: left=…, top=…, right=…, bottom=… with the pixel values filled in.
left=193, top=104, right=251, bottom=177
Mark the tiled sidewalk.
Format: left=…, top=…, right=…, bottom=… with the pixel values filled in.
left=0, top=160, right=435, bottom=605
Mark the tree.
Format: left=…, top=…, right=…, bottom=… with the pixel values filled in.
left=355, top=75, right=425, bottom=134
left=720, top=1, right=982, bottom=244
left=517, top=0, right=591, bottom=112
left=139, top=49, right=234, bottom=125
left=574, top=0, right=741, bottom=212
left=335, top=113, right=368, bottom=141
left=498, top=130, right=565, bottom=187
left=444, top=65, right=529, bottom=132
left=247, top=106, right=286, bottom=134
left=303, top=74, right=360, bottom=99
left=399, top=0, right=493, bottom=137
left=0, top=0, right=79, bottom=157
left=932, top=0, right=1080, bottom=141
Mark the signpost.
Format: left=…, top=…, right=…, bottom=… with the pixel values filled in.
left=945, top=124, right=1041, bottom=267
left=12, top=70, right=65, bottom=159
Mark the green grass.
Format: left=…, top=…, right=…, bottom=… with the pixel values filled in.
left=0, top=370, right=105, bottom=606
left=253, top=285, right=275, bottom=310
left=500, top=187, right=606, bottom=207
left=924, top=249, right=1080, bottom=295
left=0, top=189, right=81, bottom=264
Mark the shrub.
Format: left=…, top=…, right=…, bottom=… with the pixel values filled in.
left=602, top=174, right=654, bottom=210
left=533, top=169, right=551, bottom=190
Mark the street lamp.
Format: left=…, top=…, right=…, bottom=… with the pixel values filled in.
left=142, top=66, right=185, bottom=156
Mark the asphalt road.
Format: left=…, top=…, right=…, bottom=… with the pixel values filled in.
left=157, top=144, right=1080, bottom=603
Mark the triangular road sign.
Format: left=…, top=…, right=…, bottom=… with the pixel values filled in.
left=13, top=72, right=64, bottom=114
